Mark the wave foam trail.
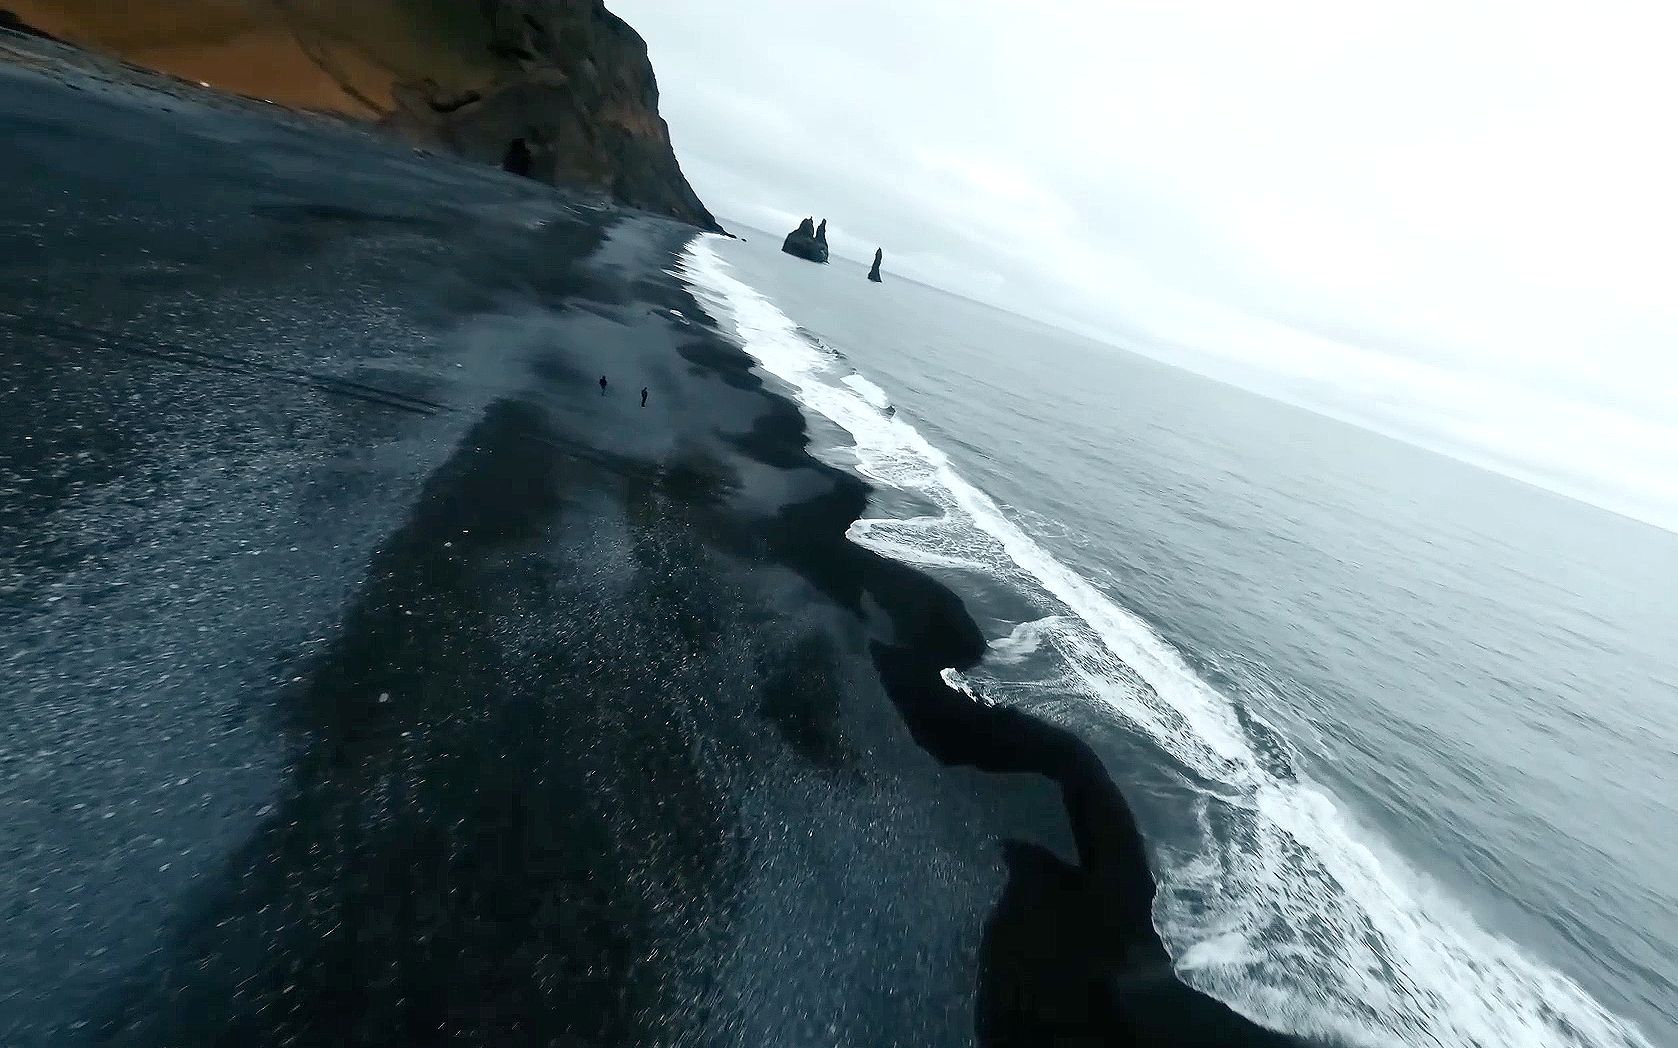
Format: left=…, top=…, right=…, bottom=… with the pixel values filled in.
left=676, top=237, right=1652, bottom=1048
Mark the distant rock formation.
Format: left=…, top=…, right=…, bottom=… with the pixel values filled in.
left=781, top=215, right=830, bottom=263
left=2, top=0, right=721, bottom=230
left=868, top=248, right=883, bottom=282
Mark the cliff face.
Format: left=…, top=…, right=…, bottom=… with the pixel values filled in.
left=388, top=0, right=719, bottom=230
left=1, top=0, right=719, bottom=230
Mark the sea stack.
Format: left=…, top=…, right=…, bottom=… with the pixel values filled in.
left=868, top=248, right=883, bottom=282
left=781, top=216, right=830, bottom=263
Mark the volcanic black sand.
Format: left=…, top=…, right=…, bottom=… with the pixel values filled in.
left=0, top=52, right=1302, bottom=1048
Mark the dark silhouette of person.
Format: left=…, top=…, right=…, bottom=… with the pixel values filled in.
left=640, top=387, right=649, bottom=407
left=502, top=137, right=533, bottom=178
left=598, top=375, right=608, bottom=395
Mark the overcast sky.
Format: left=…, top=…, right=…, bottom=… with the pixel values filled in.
left=615, top=0, right=1678, bottom=532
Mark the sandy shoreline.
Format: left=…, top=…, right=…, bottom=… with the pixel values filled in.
left=1, top=57, right=1302, bottom=1046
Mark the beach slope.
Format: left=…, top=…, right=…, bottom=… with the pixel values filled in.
left=0, top=57, right=1297, bottom=1047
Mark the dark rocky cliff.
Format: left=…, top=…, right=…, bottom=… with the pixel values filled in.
left=389, top=0, right=718, bottom=230
left=2, top=0, right=719, bottom=230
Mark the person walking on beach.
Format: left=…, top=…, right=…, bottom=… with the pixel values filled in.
left=598, top=374, right=608, bottom=395
left=640, top=387, right=649, bottom=407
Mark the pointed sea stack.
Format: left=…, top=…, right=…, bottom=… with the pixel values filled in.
left=868, top=248, right=884, bottom=282
left=781, top=215, right=830, bottom=263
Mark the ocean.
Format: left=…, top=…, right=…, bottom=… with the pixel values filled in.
left=685, top=230, right=1678, bottom=1047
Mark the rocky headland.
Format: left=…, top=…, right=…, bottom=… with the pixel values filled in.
left=0, top=0, right=719, bottom=229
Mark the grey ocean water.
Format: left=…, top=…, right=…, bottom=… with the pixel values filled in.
left=692, top=229, right=1678, bottom=1046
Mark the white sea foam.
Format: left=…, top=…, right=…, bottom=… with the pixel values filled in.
left=841, top=373, right=893, bottom=410
left=985, top=617, right=1068, bottom=666
left=677, top=236, right=1654, bottom=1048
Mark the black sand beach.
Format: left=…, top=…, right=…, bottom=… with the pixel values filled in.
left=0, top=51, right=1299, bottom=1047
